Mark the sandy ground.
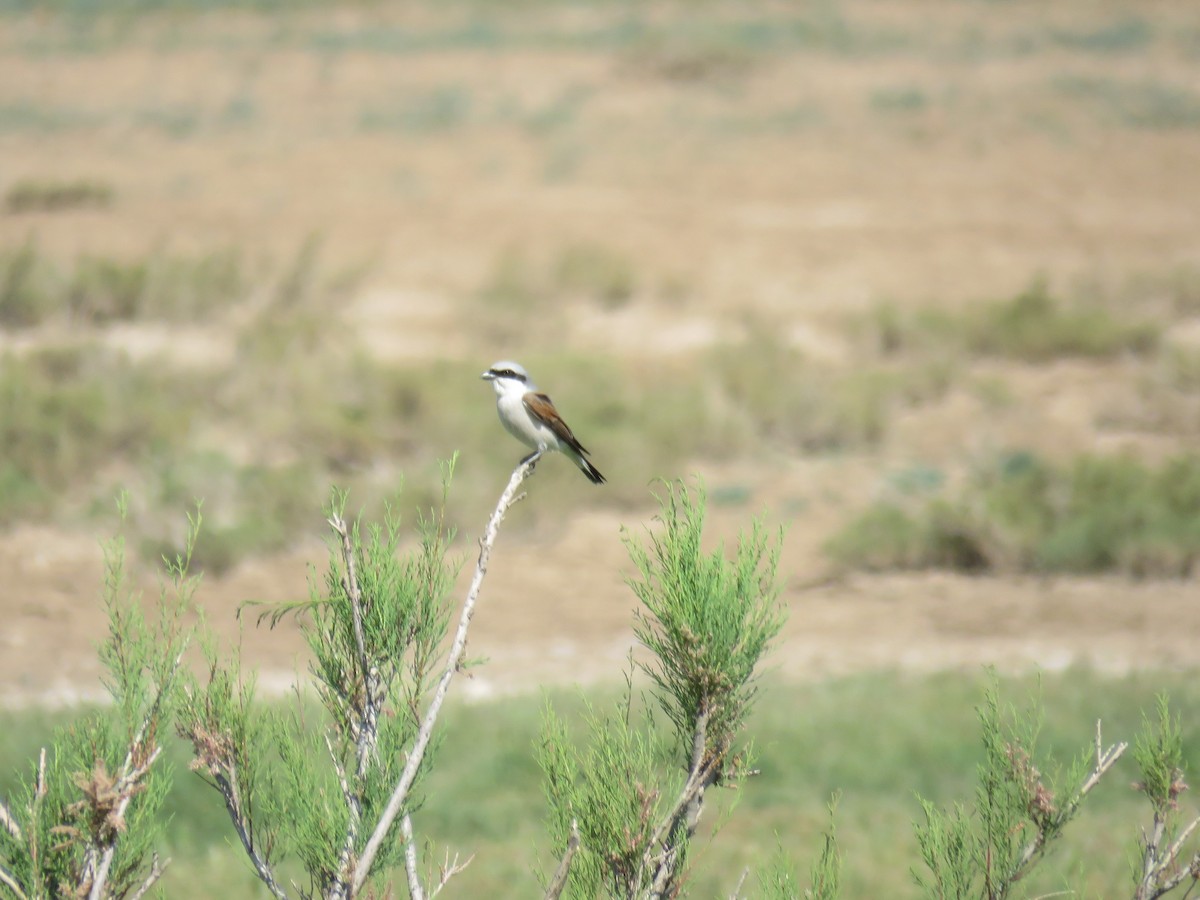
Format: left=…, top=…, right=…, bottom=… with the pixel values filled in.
left=2, top=2, right=1200, bottom=706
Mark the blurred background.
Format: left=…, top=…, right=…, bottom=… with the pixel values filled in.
left=2, top=1, right=1200, bottom=895
left=3, top=0, right=1200, bottom=702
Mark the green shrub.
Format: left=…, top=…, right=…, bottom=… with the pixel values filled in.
left=0, top=241, right=251, bottom=326
left=858, top=281, right=1161, bottom=363
left=0, top=345, right=195, bottom=524
left=968, top=280, right=1160, bottom=361
left=0, top=240, right=54, bottom=327
left=829, top=452, right=1200, bottom=576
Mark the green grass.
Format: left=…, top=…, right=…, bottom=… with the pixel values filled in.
left=828, top=451, right=1200, bottom=576
left=2, top=670, right=1197, bottom=898
left=860, top=280, right=1161, bottom=363
left=0, top=240, right=251, bottom=327
left=0, top=343, right=201, bottom=524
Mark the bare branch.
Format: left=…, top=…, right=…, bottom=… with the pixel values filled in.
left=1164, top=817, right=1200, bottom=874
left=128, top=853, right=170, bottom=900
left=0, top=863, right=28, bottom=900
left=429, top=847, right=473, bottom=898
left=543, top=819, right=581, bottom=900
left=727, top=867, right=750, bottom=900
left=646, top=710, right=711, bottom=861
left=645, top=709, right=727, bottom=898
left=0, top=800, right=21, bottom=842
left=211, top=767, right=290, bottom=900
left=401, top=813, right=425, bottom=900
left=350, top=455, right=540, bottom=896
left=1136, top=812, right=1200, bottom=899
left=325, top=732, right=354, bottom=810
left=328, top=512, right=380, bottom=774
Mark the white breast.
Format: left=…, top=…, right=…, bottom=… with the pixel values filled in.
left=496, top=391, right=541, bottom=449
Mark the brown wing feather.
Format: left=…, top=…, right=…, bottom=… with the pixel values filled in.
left=523, top=392, right=590, bottom=455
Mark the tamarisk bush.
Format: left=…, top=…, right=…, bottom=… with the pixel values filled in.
left=5, top=466, right=1198, bottom=900
left=1131, top=695, right=1200, bottom=899
left=0, top=494, right=195, bottom=900
left=178, top=454, right=538, bottom=899
left=537, top=482, right=791, bottom=899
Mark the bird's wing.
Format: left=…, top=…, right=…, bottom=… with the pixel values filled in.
left=523, top=391, right=590, bottom=455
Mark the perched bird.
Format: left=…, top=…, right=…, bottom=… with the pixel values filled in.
left=481, top=360, right=606, bottom=484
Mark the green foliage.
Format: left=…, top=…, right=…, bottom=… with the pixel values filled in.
left=829, top=451, right=1200, bottom=576
left=6, top=670, right=1200, bottom=898
left=914, top=676, right=1121, bottom=900
left=143, top=455, right=320, bottom=576
left=0, top=344, right=197, bottom=524
left=541, top=482, right=786, bottom=898
left=178, top=467, right=461, bottom=896
left=308, top=484, right=457, bottom=738
left=0, top=240, right=249, bottom=327
left=627, top=481, right=785, bottom=760
left=1133, top=694, right=1185, bottom=815
left=538, top=698, right=672, bottom=898
left=703, top=323, right=952, bottom=454
left=0, top=240, right=51, bottom=328
left=860, top=281, right=1161, bottom=363
left=759, top=796, right=842, bottom=900
left=0, top=496, right=194, bottom=899
left=1129, top=694, right=1200, bottom=897
left=969, top=280, right=1160, bottom=361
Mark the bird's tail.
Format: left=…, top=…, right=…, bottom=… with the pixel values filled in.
left=573, top=452, right=606, bottom=485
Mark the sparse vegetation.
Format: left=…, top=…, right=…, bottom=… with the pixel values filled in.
left=861, top=281, right=1161, bottom=363
left=552, top=241, right=636, bottom=308
left=1053, top=75, right=1200, bottom=130
left=4, top=665, right=1198, bottom=898
left=5, top=177, right=113, bottom=213
left=0, top=241, right=252, bottom=327
left=828, top=451, right=1200, bottom=576
left=0, top=343, right=199, bottom=524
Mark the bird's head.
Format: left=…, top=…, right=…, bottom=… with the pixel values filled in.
left=481, top=360, right=531, bottom=396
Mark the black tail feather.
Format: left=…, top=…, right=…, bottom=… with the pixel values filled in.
left=578, top=456, right=606, bottom=485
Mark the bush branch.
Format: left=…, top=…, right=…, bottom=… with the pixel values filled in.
left=86, top=646, right=187, bottom=900
left=401, top=813, right=424, bottom=900
left=646, top=709, right=724, bottom=898
left=209, top=763, right=289, bottom=900
left=349, top=454, right=540, bottom=896
left=129, top=853, right=170, bottom=900
left=1013, top=720, right=1126, bottom=879
left=429, top=847, right=473, bottom=898
left=543, top=819, right=581, bottom=900
left=323, top=518, right=376, bottom=900
left=0, top=801, right=21, bottom=843
left=0, top=863, right=27, bottom=900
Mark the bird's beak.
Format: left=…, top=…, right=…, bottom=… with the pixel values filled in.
left=480, top=370, right=494, bottom=380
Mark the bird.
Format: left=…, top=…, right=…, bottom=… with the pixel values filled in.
left=480, top=360, right=606, bottom=484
